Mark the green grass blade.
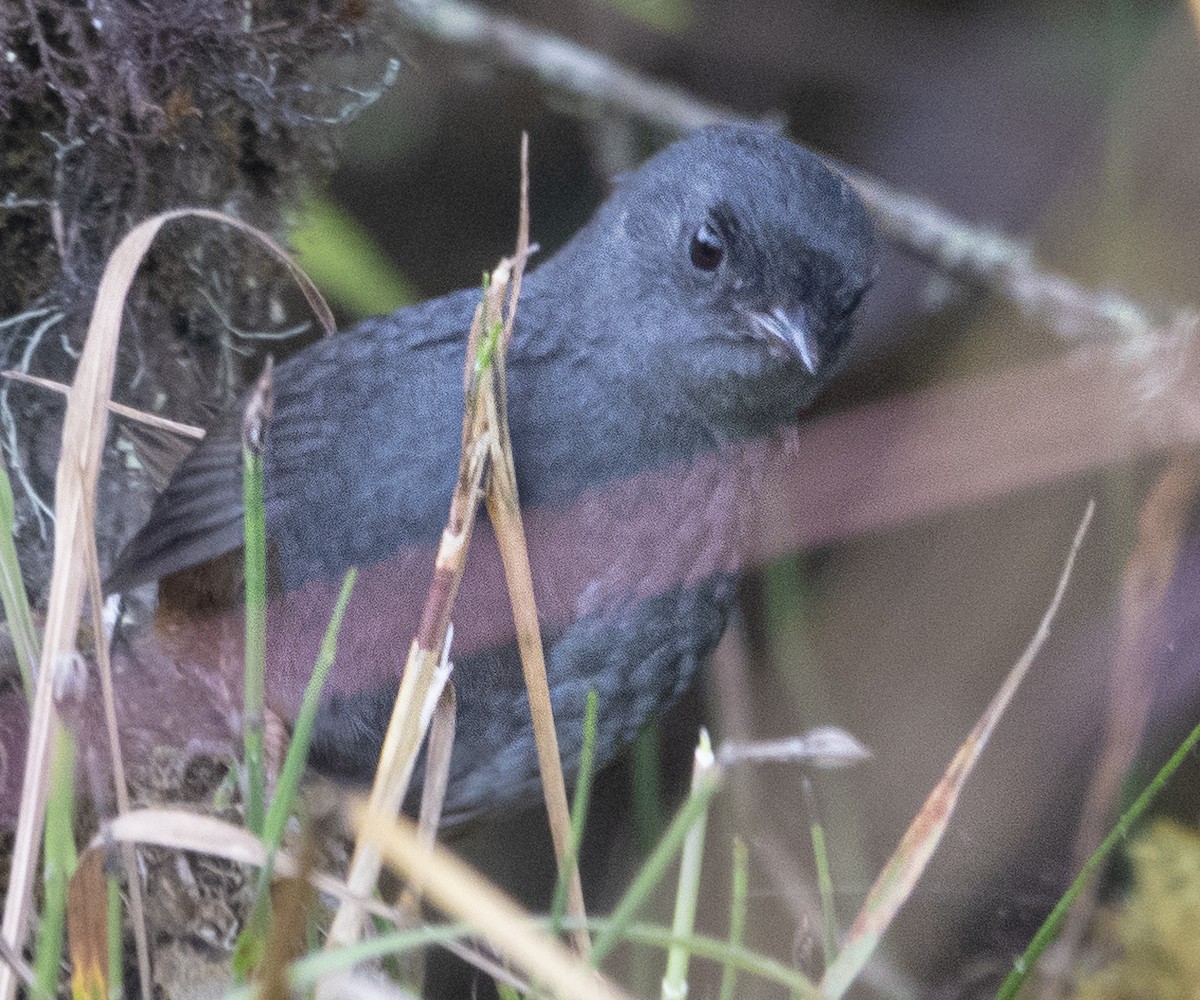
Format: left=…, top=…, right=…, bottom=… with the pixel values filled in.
left=803, top=777, right=838, bottom=964
left=33, top=727, right=77, bottom=998
left=550, top=689, right=599, bottom=938
left=0, top=460, right=40, bottom=700
left=994, top=711, right=1200, bottom=1000
left=717, top=837, right=749, bottom=1000
left=287, top=196, right=416, bottom=319
left=661, top=731, right=715, bottom=1000
left=591, top=759, right=722, bottom=966
left=234, top=569, right=356, bottom=982
left=222, top=917, right=823, bottom=1000
left=242, top=435, right=268, bottom=836
left=262, top=568, right=357, bottom=852
left=595, top=921, right=822, bottom=1000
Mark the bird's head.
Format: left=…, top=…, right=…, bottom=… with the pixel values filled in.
left=552, top=124, right=876, bottom=440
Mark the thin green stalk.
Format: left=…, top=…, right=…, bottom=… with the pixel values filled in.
left=591, top=758, right=722, bottom=966
left=224, top=914, right=825, bottom=1000
left=233, top=569, right=356, bottom=982
left=0, top=461, right=39, bottom=700
left=223, top=923, right=473, bottom=999
left=107, top=876, right=123, bottom=1000
left=596, top=922, right=822, bottom=1000
left=496, top=983, right=523, bottom=1000
left=661, top=731, right=714, bottom=1000
left=550, top=690, right=599, bottom=938
left=995, top=711, right=1200, bottom=1000
left=33, top=728, right=77, bottom=999
left=242, top=435, right=268, bottom=836
left=262, top=569, right=356, bottom=851
left=717, top=837, right=749, bottom=1000
left=803, top=777, right=837, bottom=964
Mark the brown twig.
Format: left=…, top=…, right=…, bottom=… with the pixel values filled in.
left=2, top=369, right=206, bottom=440
left=388, top=0, right=734, bottom=133
left=385, top=0, right=1182, bottom=344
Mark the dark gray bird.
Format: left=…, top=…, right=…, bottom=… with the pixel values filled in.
left=107, top=124, right=875, bottom=822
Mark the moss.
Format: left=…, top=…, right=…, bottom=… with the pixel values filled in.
left=1073, top=819, right=1200, bottom=1000
left=0, top=0, right=401, bottom=596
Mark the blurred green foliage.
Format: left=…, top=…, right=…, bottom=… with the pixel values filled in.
left=597, top=0, right=692, bottom=34
left=1073, top=819, right=1200, bottom=1000
left=288, top=196, right=417, bottom=319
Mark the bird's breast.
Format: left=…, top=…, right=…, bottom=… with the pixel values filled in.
left=243, top=442, right=756, bottom=712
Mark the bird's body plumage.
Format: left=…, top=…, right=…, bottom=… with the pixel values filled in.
left=108, top=125, right=875, bottom=821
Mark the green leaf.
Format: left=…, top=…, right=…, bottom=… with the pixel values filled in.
left=288, top=196, right=417, bottom=318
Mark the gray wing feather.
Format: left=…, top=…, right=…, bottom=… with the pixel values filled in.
left=105, top=290, right=479, bottom=596
left=104, top=422, right=245, bottom=593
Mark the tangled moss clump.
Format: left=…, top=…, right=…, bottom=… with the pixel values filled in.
left=0, top=1, right=400, bottom=595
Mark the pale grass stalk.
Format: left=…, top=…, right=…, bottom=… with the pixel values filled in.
left=661, top=730, right=716, bottom=1000
left=1, top=370, right=206, bottom=439
left=356, top=806, right=633, bottom=1000
left=820, top=502, right=1096, bottom=999
left=80, top=502, right=152, bottom=999
left=0, top=207, right=332, bottom=1000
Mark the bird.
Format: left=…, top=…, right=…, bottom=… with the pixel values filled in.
left=106, top=123, right=876, bottom=824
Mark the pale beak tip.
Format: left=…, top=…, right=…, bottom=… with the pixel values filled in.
left=765, top=306, right=820, bottom=374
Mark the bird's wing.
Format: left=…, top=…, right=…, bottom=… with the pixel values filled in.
left=106, top=292, right=479, bottom=595
left=105, top=412, right=246, bottom=592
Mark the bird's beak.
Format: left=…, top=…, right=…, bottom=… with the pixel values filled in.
left=748, top=306, right=820, bottom=374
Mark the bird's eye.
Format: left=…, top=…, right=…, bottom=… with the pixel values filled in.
left=689, top=222, right=725, bottom=272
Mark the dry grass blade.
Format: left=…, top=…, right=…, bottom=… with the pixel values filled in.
left=819, top=501, right=1096, bottom=999
left=1, top=369, right=206, bottom=440
left=356, top=805, right=634, bottom=1000
left=260, top=832, right=320, bottom=1000
left=482, top=133, right=590, bottom=956
left=0, top=211, right=164, bottom=1000
left=323, top=260, right=504, bottom=956
left=326, top=637, right=453, bottom=947
left=66, top=848, right=108, bottom=1000
left=412, top=682, right=458, bottom=891
left=393, top=681, right=458, bottom=991
left=102, top=808, right=394, bottom=921
left=0, top=938, right=32, bottom=987
left=80, top=501, right=152, bottom=998
left=104, top=805, right=538, bottom=994
left=0, top=207, right=333, bottom=1000
left=327, top=138, right=553, bottom=957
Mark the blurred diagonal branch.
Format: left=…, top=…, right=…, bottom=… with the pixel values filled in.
left=387, top=0, right=1189, bottom=344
